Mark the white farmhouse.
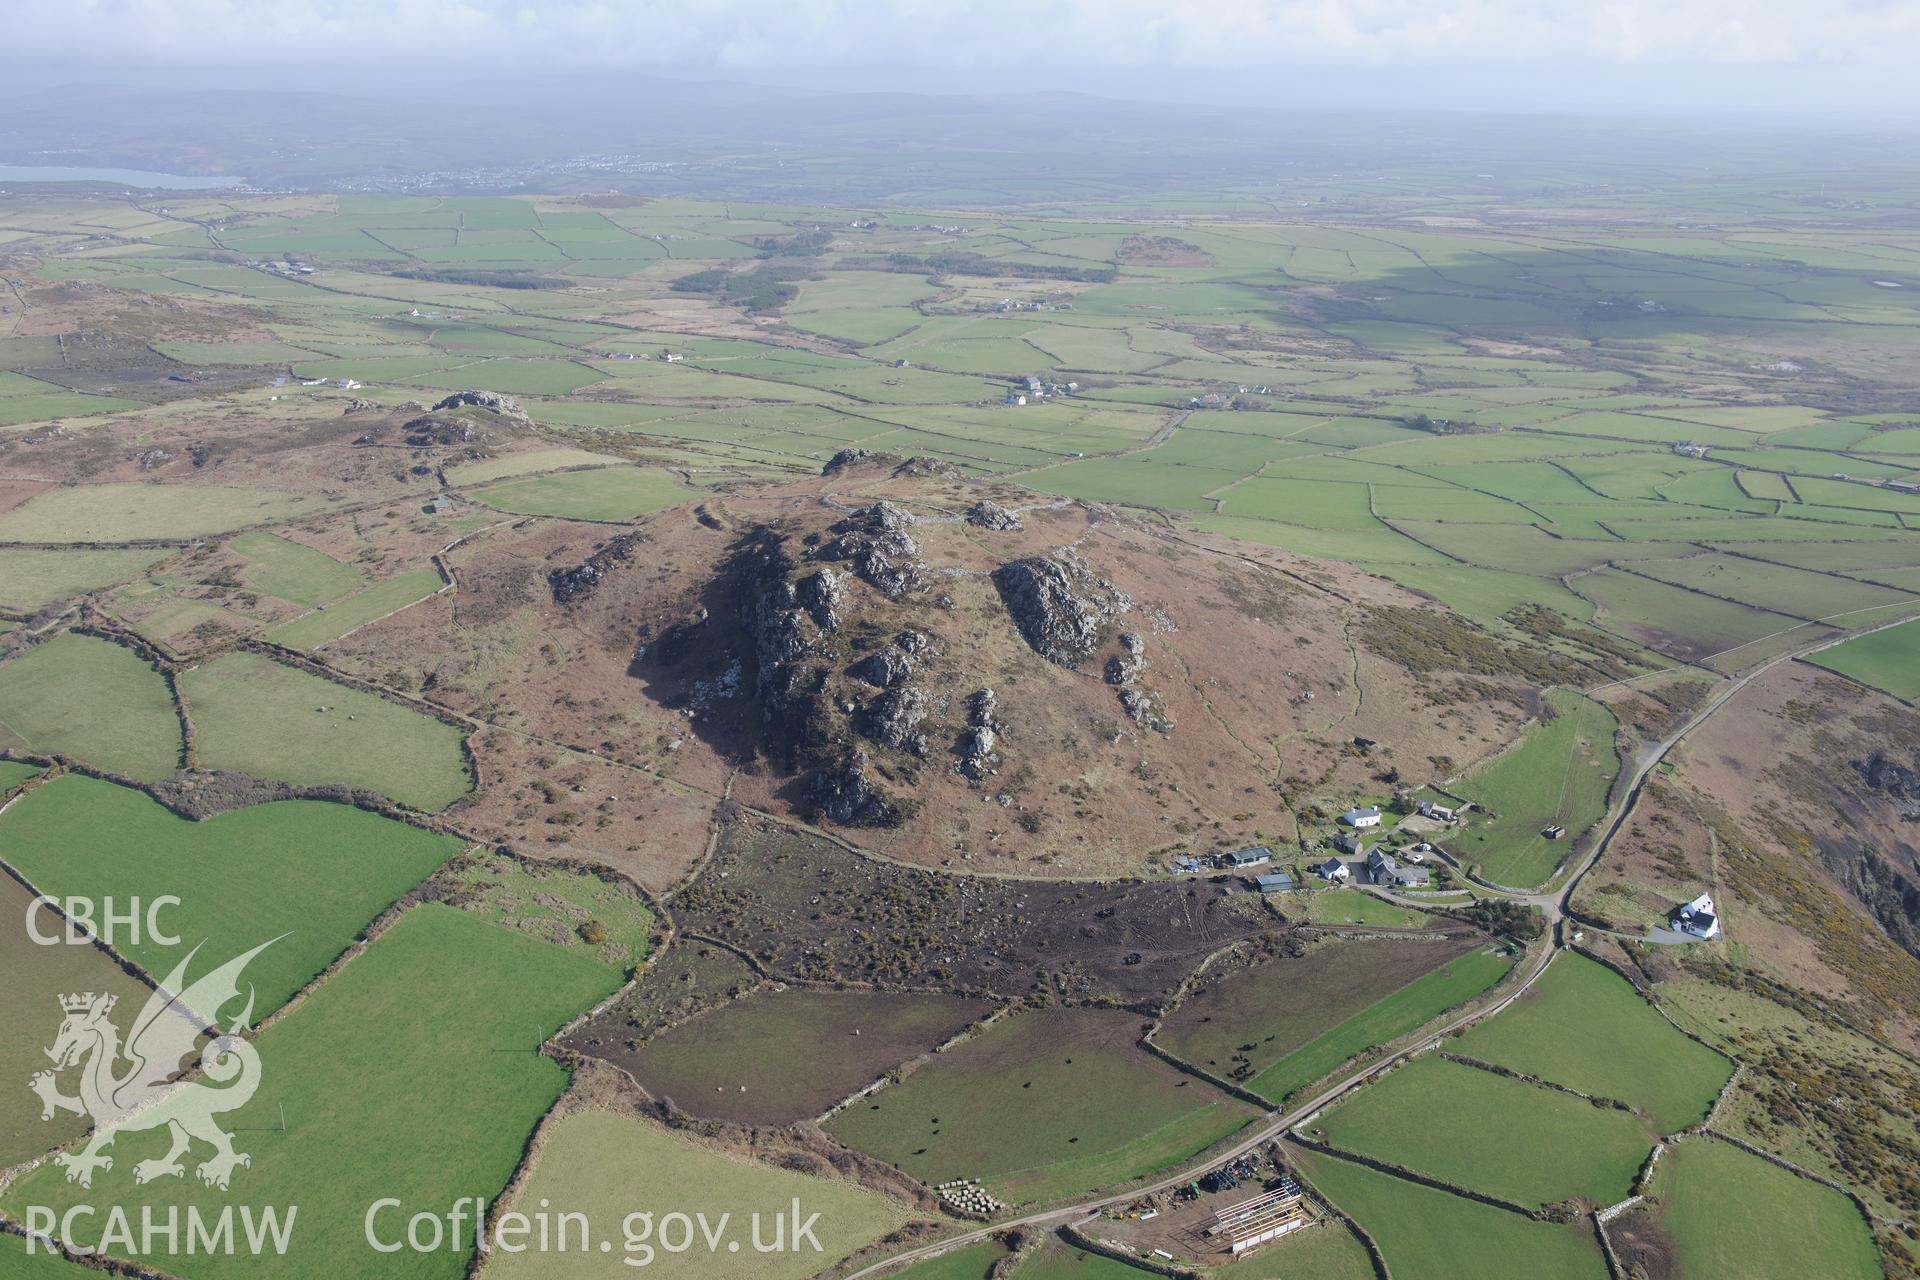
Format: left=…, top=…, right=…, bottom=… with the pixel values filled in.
left=1339, top=805, right=1383, bottom=829
left=1674, top=892, right=1721, bottom=940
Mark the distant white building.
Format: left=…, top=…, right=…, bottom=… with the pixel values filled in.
left=1340, top=805, right=1383, bottom=829
left=1674, top=892, right=1721, bottom=940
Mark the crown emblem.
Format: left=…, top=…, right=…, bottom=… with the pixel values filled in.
left=59, top=992, right=113, bottom=1014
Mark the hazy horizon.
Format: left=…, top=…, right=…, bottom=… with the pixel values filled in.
left=10, top=0, right=1920, bottom=123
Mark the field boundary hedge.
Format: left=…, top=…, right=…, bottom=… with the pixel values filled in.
left=1438, top=1051, right=1636, bottom=1113
left=1056, top=1222, right=1200, bottom=1279
left=1286, top=1131, right=1541, bottom=1220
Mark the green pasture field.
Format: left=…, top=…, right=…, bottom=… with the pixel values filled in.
left=264, top=567, right=443, bottom=649
left=469, top=466, right=697, bottom=520
left=0, top=547, right=170, bottom=611
left=1377, top=563, right=1595, bottom=624
left=1212, top=1221, right=1377, bottom=1280
left=0, top=760, right=37, bottom=790
left=442, top=447, right=621, bottom=485
left=443, top=850, right=653, bottom=973
left=151, top=339, right=322, bottom=364
left=1217, top=478, right=1382, bottom=529
left=1011, top=1238, right=1162, bottom=1279
left=1805, top=617, right=1920, bottom=698
left=1448, top=689, right=1619, bottom=888
left=611, top=987, right=987, bottom=1125
left=0, top=632, right=181, bottom=779
left=1310, top=1055, right=1651, bottom=1208
left=826, top=1006, right=1258, bottom=1205
left=1643, top=1137, right=1879, bottom=1280
left=1287, top=1144, right=1608, bottom=1280
left=1156, top=938, right=1470, bottom=1083
left=228, top=532, right=364, bottom=606
left=1449, top=953, right=1731, bottom=1132
left=0, top=872, right=157, bottom=1167
left=0, top=483, right=333, bottom=542
left=1296, top=890, right=1434, bottom=928
left=1571, top=566, right=1806, bottom=665
left=0, top=370, right=143, bottom=424
left=0, top=774, right=461, bottom=1011
left=1633, top=552, right=1911, bottom=622
left=1190, top=514, right=1453, bottom=566
left=3, top=903, right=621, bottom=1280
left=878, top=1240, right=1012, bottom=1280
left=484, top=1107, right=910, bottom=1280
left=179, top=652, right=471, bottom=811
left=1246, top=948, right=1513, bottom=1107
left=0, top=1230, right=98, bottom=1278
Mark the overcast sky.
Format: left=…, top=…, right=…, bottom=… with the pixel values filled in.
left=16, top=0, right=1920, bottom=115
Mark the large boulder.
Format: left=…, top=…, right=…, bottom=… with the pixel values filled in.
left=992, top=556, right=1131, bottom=670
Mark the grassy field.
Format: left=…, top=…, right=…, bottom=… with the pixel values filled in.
left=1639, top=1137, right=1879, bottom=1280
left=1288, top=1144, right=1609, bottom=1280
left=229, top=532, right=364, bottom=606
left=483, top=1107, right=910, bottom=1280
left=443, top=447, right=622, bottom=486
left=0, top=873, right=158, bottom=1167
left=0, top=547, right=169, bottom=610
left=1449, top=953, right=1732, bottom=1132
left=1297, top=890, right=1435, bottom=928
left=469, top=466, right=697, bottom=520
left=1012, top=1238, right=1161, bottom=1278
left=0, top=1229, right=103, bottom=1278
left=1449, top=689, right=1620, bottom=887
left=0, top=632, right=182, bottom=779
left=1155, top=938, right=1473, bottom=1085
left=1213, top=1221, right=1377, bottom=1279
left=442, top=850, right=653, bottom=973
left=826, top=1006, right=1259, bottom=1205
left=0, top=774, right=460, bottom=1011
left=180, top=652, right=471, bottom=810
left=1247, top=948, right=1513, bottom=1106
left=1309, top=1054, right=1651, bottom=1208
left=0, top=483, right=332, bottom=542
left=879, top=1240, right=1013, bottom=1280
left=613, top=987, right=987, bottom=1124
left=3, top=903, right=621, bottom=1280
left=1805, top=617, right=1920, bottom=698
left=264, top=567, right=443, bottom=649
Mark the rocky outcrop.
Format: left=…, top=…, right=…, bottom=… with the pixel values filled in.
left=956, top=687, right=1001, bottom=779
left=809, top=750, right=904, bottom=827
left=992, top=556, right=1131, bottom=670
left=850, top=646, right=912, bottom=689
left=966, top=500, right=1022, bottom=531
left=1120, top=687, right=1173, bottom=734
left=433, top=389, right=529, bottom=421
left=402, top=414, right=483, bottom=446
left=343, top=398, right=379, bottom=414
left=136, top=448, right=172, bottom=470
left=548, top=533, right=644, bottom=605
left=858, top=686, right=931, bottom=757
left=820, top=502, right=923, bottom=600
left=1854, top=752, right=1920, bottom=817
left=822, top=448, right=879, bottom=474
left=1104, top=632, right=1146, bottom=686
left=893, top=455, right=961, bottom=480
left=793, top=567, right=845, bottom=633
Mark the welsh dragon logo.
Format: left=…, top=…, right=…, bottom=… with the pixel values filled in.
left=30, top=938, right=280, bottom=1191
